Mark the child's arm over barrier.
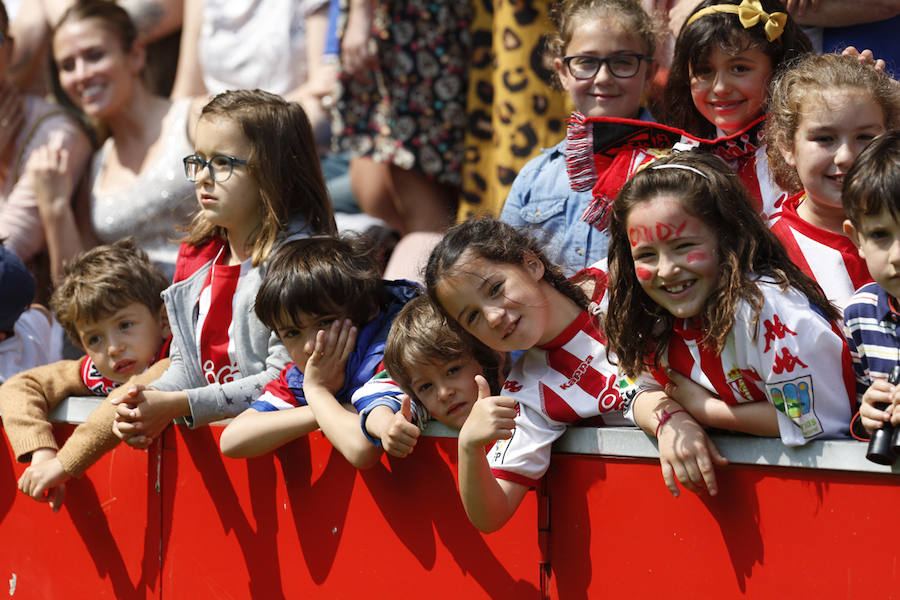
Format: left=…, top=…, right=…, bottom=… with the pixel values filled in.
left=629, top=388, right=728, bottom=498
left=302, top=320, right=383, bottom=468
left=665, top=369, right=780, bottom=437
left=218, top=362, right=318, bottom=459
left=457, top=376, right=526, bottom=533
left=114, top=329, right=290, bottom=446
left=3, top=359, right=169, bottom=508
left=363, top=396, right=421, bottom=458
left=220, top=405, right=319, bottom=458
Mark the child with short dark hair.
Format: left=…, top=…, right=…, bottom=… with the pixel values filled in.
left=0, top=239, right=170, bottom=511
left=841, top=131, right=900, bottom=435
left=382, top=295, right=503, bottom=434
left=0, top=244, right=59, bottom=383
left=219, top=235, right=421, bottom=467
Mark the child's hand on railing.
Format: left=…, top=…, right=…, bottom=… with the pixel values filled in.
left=18, top=448, right=67, bottom=512
left=111, top=386, right=188, bottom=448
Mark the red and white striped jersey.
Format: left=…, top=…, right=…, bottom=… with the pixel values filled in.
left=770, top=193, right=872, bottom=310
left=488, top=268, right=645, bottom=487
left=654, top=279, right=855, bottom=446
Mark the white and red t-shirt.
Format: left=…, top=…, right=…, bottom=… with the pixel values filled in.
left=81, top=338, right=170, bottom=395
left=653, top=279, right=855, bottom=446
left=488, top=267, right=649, bottom=487
left=195, top=247, right=249, bottom=385
left=770, top=193, right=872, bottom=310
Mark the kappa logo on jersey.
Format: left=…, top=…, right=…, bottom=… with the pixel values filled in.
left=503, top=380, right=523, bottom=393
left=766, top=375, right=823, bottom=438
left=763, top=314, right=797, bottom=353
left=560, top=355, right=594, bottom=390
left=771, top=348, right=808, bottom=374
left=726, top=366, right=763, bottom=402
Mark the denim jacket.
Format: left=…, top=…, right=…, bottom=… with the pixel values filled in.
left=500, top=139, right=607, bottom=276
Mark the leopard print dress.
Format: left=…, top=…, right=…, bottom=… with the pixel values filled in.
left=458, top=0, right=572, bottom=219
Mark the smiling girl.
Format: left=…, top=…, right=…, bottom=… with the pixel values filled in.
left=662, top=0, right=811, bottom=138
left=660, top=0, right=812, bottom=219
left=605, top=151, right=855, bottom=448
left=500, top=0, right=657, bottom=273
left=422, top=218, right=693, bottom=530
left=766, top=52, right=900, bottom=308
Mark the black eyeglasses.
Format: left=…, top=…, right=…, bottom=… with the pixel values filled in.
left=563, top=53, right=652, bottom=80
left=183, top=154, right=248, bottom=183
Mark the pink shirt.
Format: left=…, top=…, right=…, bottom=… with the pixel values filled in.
left=0, top=95, right=91, bottom=262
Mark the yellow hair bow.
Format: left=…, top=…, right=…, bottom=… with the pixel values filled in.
left=685, top=0, right=787, bottom=42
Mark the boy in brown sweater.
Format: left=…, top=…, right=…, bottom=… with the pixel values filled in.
left=0, top=239, right=170, bottom=511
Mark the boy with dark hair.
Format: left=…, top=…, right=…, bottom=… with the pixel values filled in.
left=219, top=235, right=423, bottom=467
left=841, top=130, right=900, bottom=436
left=0, top=239, right=170, bottom=511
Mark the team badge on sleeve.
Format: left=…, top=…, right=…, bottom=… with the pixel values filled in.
left=616, top=373, right=642, bottom=414
left=766, top=375, right=823, bottom=438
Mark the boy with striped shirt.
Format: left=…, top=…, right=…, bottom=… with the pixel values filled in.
left=841, top=131, right=900, bottom=436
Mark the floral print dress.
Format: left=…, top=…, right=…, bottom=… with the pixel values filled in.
left=332, top=0, right=470, bottom=188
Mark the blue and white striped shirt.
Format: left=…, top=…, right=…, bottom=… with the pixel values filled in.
left=843, top=282, right=900, bottom=403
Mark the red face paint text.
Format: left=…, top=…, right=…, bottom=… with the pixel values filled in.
left=629, top=220, right=687, bottom=247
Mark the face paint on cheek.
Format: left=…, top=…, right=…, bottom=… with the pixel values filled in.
left=686, top=251, right=708, bottom=264
left=635, top=267, right=652, bottom=281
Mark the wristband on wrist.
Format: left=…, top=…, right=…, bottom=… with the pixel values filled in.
left=655, top=408, right=687, bottom=438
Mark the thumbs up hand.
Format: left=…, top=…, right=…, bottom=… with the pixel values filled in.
left=458, top=375, right=518, bottom=451
left=382, top=395, right=421, bottom=458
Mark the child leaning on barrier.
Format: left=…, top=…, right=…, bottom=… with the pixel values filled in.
left=377, top=295, right=505, bottom=455
left=110, top=89, right=336, bottom=448
left=0, top=239, right=170, bottom=511
left=841, top=131, right=900, bottom=437
left=424, top=218, right=663, bottom=532
left=218, top=235, right=422, bottom=467
left=605, top=151, right=854, bottom=451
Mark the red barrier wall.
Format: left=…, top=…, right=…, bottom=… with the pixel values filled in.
left=2, top=421, right=899, bottom=600
left=0, top=428, right=163, bottom=599
left=159, top=427, right=540, bottom=599
left=0, top=425, right=539, bottom=599
left=546, top=456, right=900, bottom=599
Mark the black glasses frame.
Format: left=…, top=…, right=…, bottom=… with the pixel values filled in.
left=183, top=154, right=249, bottom=183
left=563, top=52, right=652, bottom=80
